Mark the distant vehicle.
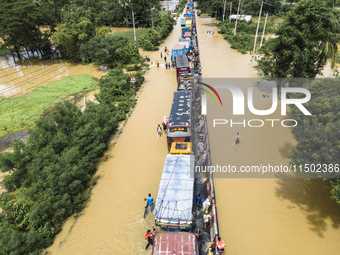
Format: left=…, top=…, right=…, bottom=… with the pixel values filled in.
left=182, top=26, right=191, bottom=36
left=180, top=17, right=186, bottom=26
left=171, top=44, right=186, bottom=61
left=179, top=38, right=191, bottom=53
left=177, top=73, right=194, bottom=91
left=175, top=55, right=191, bottom=79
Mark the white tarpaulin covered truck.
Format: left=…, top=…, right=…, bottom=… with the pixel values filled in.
left=154, top=154, right=194, bottom=230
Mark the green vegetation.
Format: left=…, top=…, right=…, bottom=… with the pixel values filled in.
left=174, top=0, right=187, bottom=15
left=197, top=0, right=281, bottom=20
left=0, top=68, right=144, bottom=254
left=0, top=0, right=53, bottom=59
left=219, top=20, right=268, bottom=54
left=0, top=75, right=98, bottom=138
left=111, top=28, right=152, bottom=43
left=252, top=0, right=340, bottom=205
left=138, top=29, right=163, bottom=51
left=0, top=0, right=162, bottom=60
left=215, top=15, right=281, bottom=54
left=137, top=13, right=176, bottom=51
left=290, top=78, right=340, bottom=203
left=257, top=0, right=340, bottom=78
left=80, top=35, right=140, bottom=68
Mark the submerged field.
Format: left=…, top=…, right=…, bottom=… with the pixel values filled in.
left=0, top=75, right=99, bottom=138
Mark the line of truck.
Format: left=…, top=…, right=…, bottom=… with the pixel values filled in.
left=151, top=1, right=201, bottom=254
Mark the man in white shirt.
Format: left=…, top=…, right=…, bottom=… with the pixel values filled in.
left=203, top=210, right=212, bottom=231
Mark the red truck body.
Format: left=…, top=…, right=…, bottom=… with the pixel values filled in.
left=176, top=55, right=191, bottom=79
left=152, top=232, right=198, bottom=255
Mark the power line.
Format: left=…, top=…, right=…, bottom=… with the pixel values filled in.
left=0, top=59, right=84, bottom=104
left=0, top=50, right=80, bottom=96
left=0, top=45, right=81, bottom=79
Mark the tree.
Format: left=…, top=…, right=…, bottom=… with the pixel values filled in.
left=80, top=35, right=139, bottom=67
left=0, top=0, right=52, bottom=59
left=290, top=78, right=340, bottom=202
left=257, top=0, right=340, bottom=78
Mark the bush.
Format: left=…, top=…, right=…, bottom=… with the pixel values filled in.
left=224, top=34, right=263, bottom=54
left=138, top=14, right=175, bottom=51
left=80, top=35, right=139, bottom=68
left=138, top=29, right=162, bottom=51
left=174, top=0, right=187, bottom=14
left=0, top=68, right=145, bottom=254
left=219, top=20, right=268, bottom=54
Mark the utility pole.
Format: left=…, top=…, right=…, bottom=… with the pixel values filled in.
left=83, top=96, right=87, bottom=111
left=259, top=12, right=268, bottom=52
left=229, top=2, right=232, bottom=23
left=234, top=0, right=241, bottom=35
left=223, top=0, right=226, bottom=21
left=132, top=7, right=136, bottom=44
left=151, top=8, right=155, bottom=29
left=252, top=0, right=263, bottom=60
left=216, top=10, right=218, bottom=25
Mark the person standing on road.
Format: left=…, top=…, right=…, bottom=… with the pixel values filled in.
left=235, top=132, right=240, bottom=145
left=160, top=51, right=162, bottom=58
left=164, top=56, right=167, bottom=62
left=203, top=210, right=212, bottom=231
left=217, top=236, right=226, bottom=253
left=144, top=193, right=154, bottom=212
left=157, top=124, right=162, bottom=137
left=144, top=230, right=154, bottom=250
left=196, top=194, right=202, bottom=212
left=162, top=122, right=167, bottom=135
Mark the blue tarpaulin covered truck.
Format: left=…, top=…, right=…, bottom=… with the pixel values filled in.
left=171, top=45, right=186, bottom=61
left=180, top=18, right=186, bottom=26
left=181, top=26, right=190, bottom=36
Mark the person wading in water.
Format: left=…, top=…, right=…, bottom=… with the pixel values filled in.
left=235, top=132, right=240, bottom=145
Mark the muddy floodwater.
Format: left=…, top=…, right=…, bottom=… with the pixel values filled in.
left=0, top=59, right=103, bottom=98
left=46, top=12, right=181, bottom=255
left=197, top=15, right=340, bottom=255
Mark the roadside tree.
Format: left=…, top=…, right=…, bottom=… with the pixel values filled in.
left=257, top=0, right=340, bottom=78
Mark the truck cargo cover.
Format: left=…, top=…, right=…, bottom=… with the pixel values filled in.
left=168, top=91, right=191, bottom=128
left=152, top=232, right=198, bottom=255
left=154, top=154, right=194, bottom=225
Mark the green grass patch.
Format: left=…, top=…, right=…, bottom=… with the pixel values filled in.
left=111, top=28, right=151, bottom=43
left=0, top=74, right=99, bottom=138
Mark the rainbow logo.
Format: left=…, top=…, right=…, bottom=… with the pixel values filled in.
left=197, top=82, right=222, bottom=106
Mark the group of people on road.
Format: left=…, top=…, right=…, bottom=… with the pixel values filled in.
left=144, top=194, right=155, bottom=250
left=158, top=48, right=173, bottom=69
left=196, top=194, right=226, bottom=253
left=157, top=114, right=168, bottom=137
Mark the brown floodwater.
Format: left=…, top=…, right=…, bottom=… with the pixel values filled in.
left=197, top=15, right=340, bottom=255
left=0, top=60, right=104, bottom=98
left=45, top=13, right=182, bottom=255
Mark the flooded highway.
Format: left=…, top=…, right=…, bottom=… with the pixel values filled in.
left=196, top=14, right=340, bottom=255
left=45, top=12, right=182, bottom=255
left=1, top=3, right=339, bottom=254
